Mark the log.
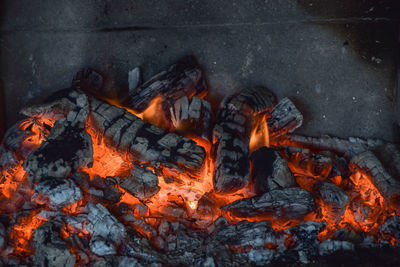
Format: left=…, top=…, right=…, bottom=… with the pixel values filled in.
left=212, top=87, right=277, bottom=193
left=88, top=96, right=205, bottom=174
left=121, top=56, right=207, bottom=112
left=267, top=97, right=303, bottom=141
left=278, top=134, right=383, bottom=159
left=221, top=187, right=315, bottom=220
left=31, top=178, right=82, bottom=210
left=169, top=96, right=212, bottom=142
left=313, top=181, right=349, bottom=222
left=283, top=147, right=333, bottom=179
left=350, top=150, right=400, bottom=210
left=250, top=147, right=296, bottom=194
left=23, top=93, right=93, bottom=183
left=117, top=164, right=160, bottom=199
left=34, top=223, right=76, bottom=267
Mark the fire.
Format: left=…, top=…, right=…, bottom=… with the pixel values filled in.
left=249, top=114, right=270, bottom=153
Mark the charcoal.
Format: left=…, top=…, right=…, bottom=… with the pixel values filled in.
left=318, top=239, right=354, bottom=256
left=0, top=222, right=5, bottom=249
left=33, top=222, right=76, bottom=267
left=222, top=188, right=315, bottom=220
left=122, top=213, right=157, bottom=239
left=280, top=134, right=383, bottom=159
left=314, top=181, right=349, bottom=222
left=267, top=97, right=303, bottom=141
left=118, top=164, right=160, bottom=199
left=287, top=221, right=326, bottom=253
left=250, top=148, right=296, bottom=194
left=121, top=56, right=207, bottom=112
left=31, top=178, right=82, bottom=210
left=2, top=120, right=35, bottom=152
left=24, top=94, right=93, bottom=183
left=86, top=203, right=126, bottom=243
left=380, top=216, right=400, bottom=243
left=90, top=235, right=117, bottom=256
left=213, top=87, right=277, bottom=193
left=89, top=96, right=205, bottom=174
left=128, top=67, right=141, bottom=93
left=90, top=176, right=122, bottom=203
left=284, top=147, right=332, bottom=179
left=169, top=96, right=212, bottom=141
left=350, top=150, right=400, bottom=209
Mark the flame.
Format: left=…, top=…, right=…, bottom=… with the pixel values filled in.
left=249, top=114, right=270, bottom=153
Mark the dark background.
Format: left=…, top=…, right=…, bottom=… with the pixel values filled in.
left=0, top=0, right=399, bottom=142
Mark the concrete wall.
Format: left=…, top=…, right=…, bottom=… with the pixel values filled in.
left=0, top=0, right=399, bottom=141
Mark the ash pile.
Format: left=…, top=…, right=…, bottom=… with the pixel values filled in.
left=0, top=56, right=400, bottom=266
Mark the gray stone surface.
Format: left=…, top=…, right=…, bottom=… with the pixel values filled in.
left=0, top=0, right=399, bottom=141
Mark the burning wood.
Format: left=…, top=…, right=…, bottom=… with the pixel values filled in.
left=222, top=187, right=315, bottom=220
left=267, top=97, right=303, bottom=141
left=169, top=96, right=212, bottom=141
left=1, top=56, right=400, bottom=266
left=350, top=151, right=400, bottom=210
left=121, top=56, right=207, bottom=112
left=213, top=87, right=277, bottom=193
left=118, top=163, right=160, bottom=199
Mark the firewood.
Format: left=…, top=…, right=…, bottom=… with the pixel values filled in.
left=221, top=187, right=315, bottom=220
left=121, top=56, right=207, bottom=112
left=350, top=151, right=400, bottom=210
left=31, top=178, right=82, bottom=210
left=250, top=147, right=296, bottom=194
left=268, top=97, right=303, bottom=141
left=117, top=164, right=160, bottom=199
left=212, top=87, right=277, bottom=193
left=23, top=94, right=93, bottom=183
left=33, top=222, right=76, bottom=267
left=88, top=96, right=205, bottom=174
left=313, top=181, right=349, bottom=222
left=169, top=96, right=212, bottom=141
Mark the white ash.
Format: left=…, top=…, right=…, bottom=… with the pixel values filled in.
left=31, top=178, right=82, bottom=210
left=90, top=235, right=117, bottom=256
left=318, top=239, right=354, bottom=256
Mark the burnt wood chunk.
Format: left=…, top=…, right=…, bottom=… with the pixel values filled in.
left=33, top=222, right=76, bottom=267
left=31, top=178, right=82, bottom=210
left=314, top=181, right=349, bottom=222
left=280, top=134, right=383, bottom=159
left=169, top=96, right=212, bottom=141
left=373, top=143, right=400, bottom=180
left=350, top=151, right=400, bottom=210
left=88, top=97, right=205, bottom=173
left=213, top=87, right=277, bottom=193
left=118, top=164, right=160, bottom=199
left=284, top=147, right=333, bottom=179
left=267, top=97, right=303, bottom=140
left=122, top=56, right=207, bottom=112
left=222, top=187, right=315, bottom=220
left=250, top=147, right=296, bottom=194
left=24, top=94, right=93, bottom=183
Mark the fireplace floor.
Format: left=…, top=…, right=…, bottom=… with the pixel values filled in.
left=0, top=0, right=399, bottom=142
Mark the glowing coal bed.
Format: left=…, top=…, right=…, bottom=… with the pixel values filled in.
left=0, top=56, right=399, bottom=266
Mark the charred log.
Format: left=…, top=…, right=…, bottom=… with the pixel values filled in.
left=268, top=97, right=303, bottom=141
left=89, top=96, right=205, bottom=174
left=213, top=87, right=277, bottom=193
left=24, top=94, right=93, bottom=183
left=350, top=151, right=400, bottom=210
left=169, top=96, right=212, bottom=141
left=118, top=164, right=160, bottom=199
left=121, top=56, right=207, bottom=112
left=373, top=143, right=400, bottom=180
left=314, top=181, right=349, bottom=222
left=222, top=187, right=315, bottom=220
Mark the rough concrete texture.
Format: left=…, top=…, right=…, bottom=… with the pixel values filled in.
left=0, top=0, right=399, bottom=141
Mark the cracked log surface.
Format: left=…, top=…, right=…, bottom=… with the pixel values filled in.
left=88, top=96, right=205, bottom=173
left=212, top=87, right=277, bottom=193
left=350, top=150, right=400, bottom=210
left=222, top=187, right=315, bottom=220
left=121, top=56, right=207, bottom=112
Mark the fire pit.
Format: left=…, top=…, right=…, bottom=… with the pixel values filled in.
left=0, top=56, right=399, bottom=266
